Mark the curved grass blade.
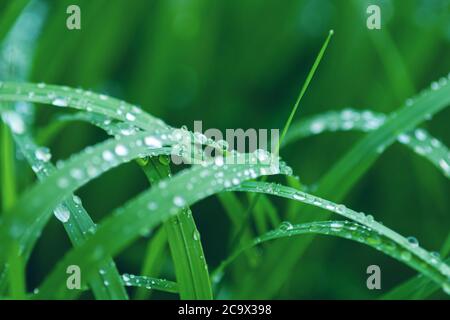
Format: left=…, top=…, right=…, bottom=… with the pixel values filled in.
left=283, top=109, right=450, bottom=178
left=232, top=30, right=334, bottom=249
left=213, top=221, right=449, bottom=298
left=0, top=82, right=168, bottom=132
left=227, top=181, right=450, bottom=294
left=53, top=110, right=213, bottom=299
left=6, top=122, right=128, bottom=299
left=34, top=154, right=291, bottom=299
left=241, top=75, right=450, bottom=298
left=0, top=130, right=175, bottom=265
left=139, top=157, right=213, bottom=299
left=52, top=110, right=264, bottom=288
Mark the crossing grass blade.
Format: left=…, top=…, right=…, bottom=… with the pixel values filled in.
left=8, top=125, right=128, bottom=299
left=139, top=157, right=212, bottom=299
left=0, top=130, right=175, bottom=266
left=48, top=110, right=213, bottom=299
left=224, top=181, right=450, bottom=294
left=32, top=154, right=291, bottom=299
left=283, top=109, right=450, bottom=178
left=213, top=221, right=449, bottom=297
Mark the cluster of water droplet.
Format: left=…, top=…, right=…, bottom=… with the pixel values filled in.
left=397, top=129, right=450, bottom=177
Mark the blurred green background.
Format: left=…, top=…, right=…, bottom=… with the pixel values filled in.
left=1, top=0, right=450, bottom=299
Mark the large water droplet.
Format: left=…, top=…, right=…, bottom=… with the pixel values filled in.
left=114, top=144, right=128, bottom=156
left=72, top=195, right=82, bottom=205
left=2, top=112, right=25, bottom=134
left=414, top=129, right=426, bottom=141
left=192, top=230, right=200, bottom=241
left=310, top=121, right=325, bottom=134
left=397, top=134, right=410, bottom=144
left=35, top=147, right=52, bottom=162
left=144, top=136, right=162, bottom=148
left=173, top=196, right=186, bottom=207
left=102, top=150, right=114, bottom=161
left=125, top=112, right=136, bottom=121
left=54, top=205, right=70, bottom=223
left=279, top=221, right=294, bottom=231
left=407, top=236, right=419, bottom=248
left=330, top=221, right=344, bottom=231
left=52, top=98, right=68, bottom=107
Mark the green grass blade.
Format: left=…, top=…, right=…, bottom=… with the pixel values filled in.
left=240, top=75, right=450, bottom=298
left=226, top=181, right=450, bottom=294
left=0, top=82, right=168, bottom=132
left=0, top=130, right=175, bottom=265
left=213, top=221, right=441, bottom=291
left=53, top=109, right=212, bottom=299
left=7, top=126, right=128, bottom=299
left=283, top=109, right=450, bottom=178
left=134, top=227, right=168, bottom=299
left=279, top=29, right=334, bottom=146
left=381, top=234, right=450, bottom=300
left=231, top=30, right=333, bottom=249
left=33, top=154, right=290, bottom=299
left=139, top=157, right=212, bottom=299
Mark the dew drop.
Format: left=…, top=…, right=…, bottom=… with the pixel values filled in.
left=439, top=159, right=449, bottom=173
left=52, top=98, right=68, bottom=107
left=214, top=156, right=224, bottom=167
left=431, top=82, right=440, bottom=91
left=114, top=144, right=128, bottom=156
left=72, top=195, right=82, bottom=205
left=255, top=149, right=269, bottom=163
left=173, top=196, right=186, bottom=207
left=336, top=204, right=346, bottom=214
left=147, top=202, right=158, bottom=211
left=293, top=193, right=306, bottom=201
left=330, top=221, right=344, bottom=231
left=2, top=112, right=25, bottom=134
left=407, top=236, right=419, bottom=248
left=125, top=112, right=136, bottom=121
left=279, top=221, right=294, bottom=231
left=57, top=177, right=69, bottom=189
left=310, top=121, right=325, bottom=134
left=414, top=129, right=426, bottom=141
left=102, top=150, right=114, bottom=161
left=70, top=168, right=84, bottom=180
left=192, top=230, right=200, bottom=241
left=35, top=147, right=52, bottom=162
left=144, top=136, right=162, bottom=148
left=54, top=205, right=70, bottom=223
left=397, top=134, right=410, bottom=144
